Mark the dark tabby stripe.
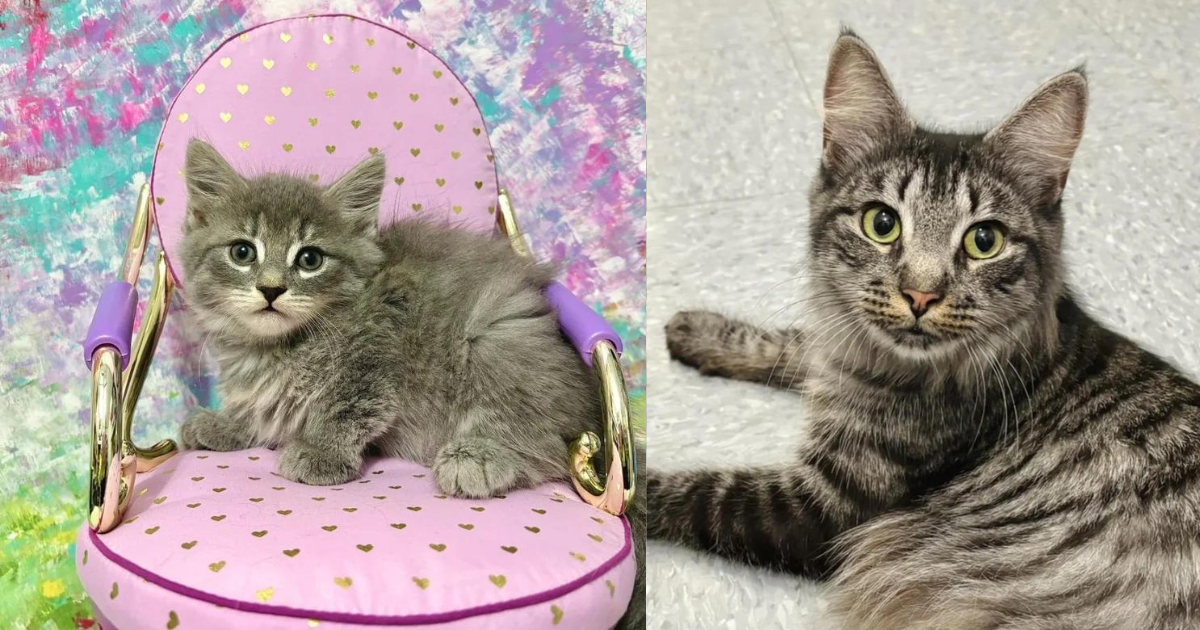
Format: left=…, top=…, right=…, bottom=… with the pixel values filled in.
left=648, top=467, right=844, bottom=576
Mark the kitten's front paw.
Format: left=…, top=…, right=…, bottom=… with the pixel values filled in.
left=278, top=442, right=361, bottom=486
left=433, top=438, right=520, bottom=499
left=665, top=310, right=735, bottom=373
left=179, top=409, right=248, bottom=452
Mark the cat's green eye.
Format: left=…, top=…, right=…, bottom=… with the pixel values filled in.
left=229, top=241, right=256, bottom=265
left=964, top=223, right=1006, bottom=259
left=295, top=247, right=324, bottom=272
left=862, top=206, right=901, bottom=244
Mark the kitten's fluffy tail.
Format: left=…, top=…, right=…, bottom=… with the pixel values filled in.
left=617, top=441, right=647, bottom=630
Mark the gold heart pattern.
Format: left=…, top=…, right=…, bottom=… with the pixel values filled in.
left=99, top=452, right=626, bottom=618
left=143, top=15, right=600, bottom=591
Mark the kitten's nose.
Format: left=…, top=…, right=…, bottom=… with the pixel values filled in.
left=901, top=289, right=941, bottom=318
left=258, top=286, right=287, bottom=304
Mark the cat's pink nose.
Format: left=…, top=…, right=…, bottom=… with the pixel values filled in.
left=901, top=289, right=941, bottom=318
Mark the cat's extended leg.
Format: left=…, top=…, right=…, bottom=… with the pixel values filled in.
left=647, top=457, right=893, bottom=577
left=179, top=408, right=254, bottom=451
left=666, top=310, right=806, bottom=390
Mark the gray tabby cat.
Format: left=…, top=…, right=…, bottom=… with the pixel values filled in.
left=178, top=139, right=644, bottom=628
left=649, top=31, right=1200, bottom=630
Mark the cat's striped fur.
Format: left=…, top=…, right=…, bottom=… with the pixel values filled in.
left=648, top=30, right=1200, bottom=630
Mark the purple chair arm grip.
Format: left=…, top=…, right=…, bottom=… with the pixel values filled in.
left=84, top=282, right=138, bottom=370
left=546, top=281, right=623, bottom=367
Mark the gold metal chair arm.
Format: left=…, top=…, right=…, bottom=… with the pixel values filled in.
left=88, top=184, right=178, bottom=533
left=88, top=348, right=134, bottom=532
left=569, top=340, right=635, bottom=515
left=496, top=189, right=636, bottom=515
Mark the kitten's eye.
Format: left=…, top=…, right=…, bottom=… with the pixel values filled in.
left=295, top=247, right=324, bottom=271
left=229, top=241, right=256, bottom=265
left=964, top=223, right=1006, bottom=259
left=862, top=206, right=901, bottom=244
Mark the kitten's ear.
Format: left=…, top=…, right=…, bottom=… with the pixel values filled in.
left=822, top=30, right=910, bottom=168
left=985, top=69, right=1088, bottom=204
left=325, top=154, right=386, bottom=236
left=184, top=139, right=244, bottom=228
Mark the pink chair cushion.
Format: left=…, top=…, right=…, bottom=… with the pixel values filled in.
left=77, top=449, right=634, bottom=629
left=151, top=14, right=500, bottom=287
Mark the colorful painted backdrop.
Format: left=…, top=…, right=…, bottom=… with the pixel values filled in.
left=0, top=1, right=645, bottom=626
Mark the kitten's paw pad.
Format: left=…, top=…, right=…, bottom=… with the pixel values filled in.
left=179, top=409, right=246, bottom=452
left=278, top=444, right=361, bottom=486
left=665, top=310, right=738, bottom=373
left=433, top=440, right=519, bottom=499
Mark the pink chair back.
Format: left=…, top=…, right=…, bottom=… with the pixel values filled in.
left=151, top=14, right=500, bottom=286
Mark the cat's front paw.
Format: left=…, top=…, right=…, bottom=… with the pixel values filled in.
left=665, top=310, right=736, bottom=373
left=277, top=442, right=361, bottom=486
left=433, top=438, right=520, bottom=499
left=179, top=409, right=249, bottom=452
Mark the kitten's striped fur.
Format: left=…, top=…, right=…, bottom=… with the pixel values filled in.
left=649, top=30, right=1200, bottom=629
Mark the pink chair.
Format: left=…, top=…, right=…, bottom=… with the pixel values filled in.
left=78, top=14, right=636, bottom=629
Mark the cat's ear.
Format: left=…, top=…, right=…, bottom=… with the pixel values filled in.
left=821, top=30, right=910, bottom=168
left=184, top=139, right=244, bottom=228
left=984, top=69, right=1088, bottom=204
left=325, top=154, right=386, bottom=236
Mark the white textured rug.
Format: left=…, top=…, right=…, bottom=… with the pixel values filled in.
left=648, top=0, right=1200, bottom=627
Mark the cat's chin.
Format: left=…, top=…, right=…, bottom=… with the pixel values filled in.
left=239, top=309, right=301, bottom=340
left=874, top=326, right=956, bottom=361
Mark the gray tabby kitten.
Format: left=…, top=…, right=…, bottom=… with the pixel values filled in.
left=649, top=31, right=1200, bottom=630
left=178, top=139, right=644, bottom=628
